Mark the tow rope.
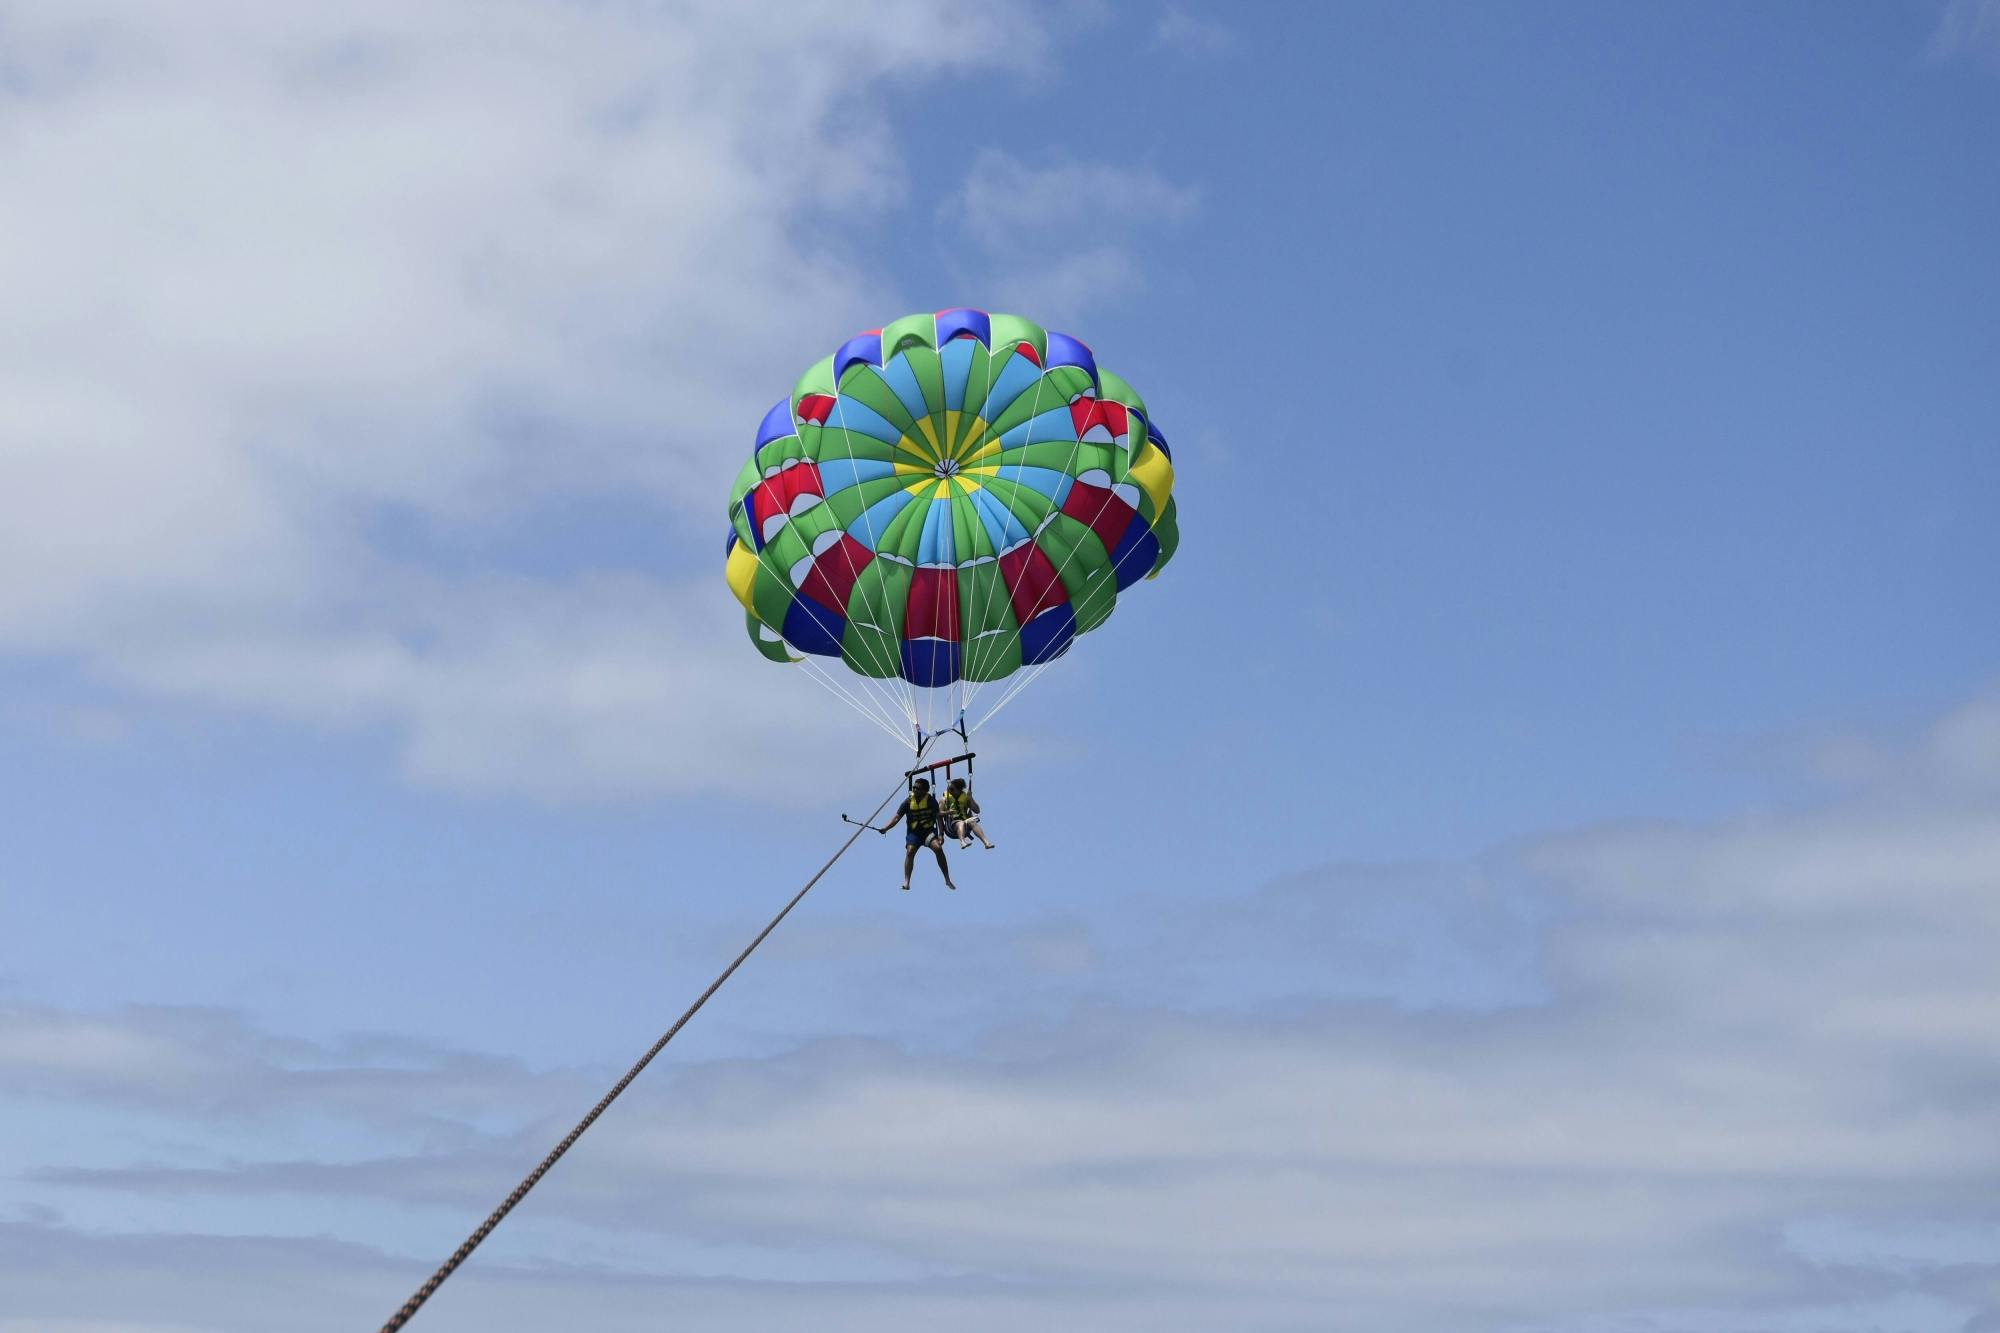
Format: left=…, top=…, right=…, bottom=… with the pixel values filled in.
left=376, top=777, right=908, bottom=1332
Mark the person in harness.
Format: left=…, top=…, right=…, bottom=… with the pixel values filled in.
left=880, top=776, right=956, bottom=891
left=941, top=777, right=993, bottom=850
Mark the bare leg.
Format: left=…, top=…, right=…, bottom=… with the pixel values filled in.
left=968, top=819, right=994, bottom=849
left=901, top=844, right=917, bottom=889
left=932, top=839, right=955, bottom=890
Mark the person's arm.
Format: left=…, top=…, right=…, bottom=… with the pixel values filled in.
left=966, top=796, right=980, bottom=817
left=880, top=800, right=907, bottom=833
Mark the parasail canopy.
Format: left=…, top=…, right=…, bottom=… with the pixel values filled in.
left=725, top=308, right=1179, bottom=746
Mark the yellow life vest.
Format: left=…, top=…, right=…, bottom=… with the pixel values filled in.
left=943, top=791, right=974, bottom=819
left=906, top=791, right=938, bottom=831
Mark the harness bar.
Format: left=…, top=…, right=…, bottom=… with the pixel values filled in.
left=905, top=751, right=975, bottom=780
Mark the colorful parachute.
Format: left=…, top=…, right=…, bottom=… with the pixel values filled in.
left=725, top=308, right=1179, bottom=743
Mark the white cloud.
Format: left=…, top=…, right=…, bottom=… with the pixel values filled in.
left=1808, top=694, right=2000, bottom=796
left=0, top=1001, right=572, bottom=1131
left=0, top=1318, right=216, bottom=1333
left=100, top=571, right=870, bottom=800
left=1787, top=1216, right=2000, bottom=1277
left=0, top=1223, right=1283, bottom=1333
left=9, top=698, right=2000, bottom=1329
left=0, top=0, right=1050, bottom=798
left=1932, top=0, right=2000, bottom=67
left=1928, top=696, right=2000, bottom=789
left=1155, top=9, right=1239, bottom=57
left=949, top=152, right=1199, bottom=252
left=939, top=151, right=1197, bottom=326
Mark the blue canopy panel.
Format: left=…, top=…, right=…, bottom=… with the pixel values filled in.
left=901, top=638, right=962, bottom=687
left=782, top=595, right=847, bottom=658
left=1019, top=604, right=1077, bottom=665
left=823, top=397, right=903, bottom=447
left=939, top=336, right=977, bottom=412
left=935, top=308, right=991, bottom=346
left=916, top=497, right=956, bottom=567
left=877, top=353, right=933, bottom=425
left=982, top=352, right=1046, bottom=422
left=813, top=457, right=898, bottom=495
left=755, top=398, right=796, bottom=454
left=1044, top=331, right=1099, bottom=391
left=1110, top=519, right=1160, bottom=591
left=835, top=331, right=884, bottom=382
left=969, top=487, right=1032, bottom=551
left=849, top=489, right=918, bottom=551
left=990, top=464, right=1076, bottom=511
left=998, top=405, right=1083, bottom=449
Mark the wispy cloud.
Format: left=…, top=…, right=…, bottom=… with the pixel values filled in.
left=939, top=151, right=1198, bottom=325
left=1931, top=0, right=2000, bottom=67
left=98, top=572, right=870, bottom=801
left=0, top=1001, right=571, bottom=1132
left=1155, top=8, right=1239, bottom=57
left=949, top=153, right=1200, bottom=252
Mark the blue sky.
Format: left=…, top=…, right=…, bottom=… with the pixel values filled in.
left=3, top=3, right=1998, bottom=1330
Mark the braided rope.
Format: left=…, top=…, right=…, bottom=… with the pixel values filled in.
left=377, top=778, right=909, bottom=1331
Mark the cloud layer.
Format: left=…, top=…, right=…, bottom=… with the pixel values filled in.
left=7, top=698, right=1999, bottom=1331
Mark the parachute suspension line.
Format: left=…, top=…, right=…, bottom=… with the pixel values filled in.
left=375, top=776, right=909, bottom=1333
left=747, top=516, right=910, bottom=740
left=839, top=647, right=915, bottom=743
left=790, top=643, right=897, bottom=740
left=794, top=653, right=909, bottom=749
left=845, top=598, right=915, bottom=732
left=751, top=489, right=903, bottom=745
left=971, top=649, right=1062, bottom=735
